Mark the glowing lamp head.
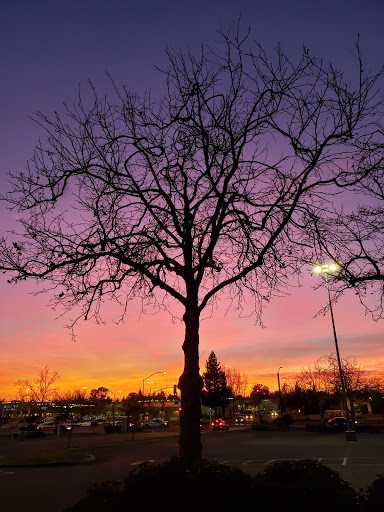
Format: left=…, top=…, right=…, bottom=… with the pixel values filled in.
left=313, top=263, right=339, bottom=274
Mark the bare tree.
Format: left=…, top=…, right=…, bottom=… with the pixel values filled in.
left=299, top=354, right=370, bottom=423
left=296, top=357, right=335, bottom=420
left=325, top=353, right=368, bottom=424
left=297, top=358, right=333, bottom=394
left=15, top=365, right=60, bottom=422
left=225, top=367, right=249, bottom=398
left=1, top=26, right=383, bottom=463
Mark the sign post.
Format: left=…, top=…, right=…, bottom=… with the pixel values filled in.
left=9, top=417, right=18, bottom=447
left=9, top=417, right=18, bottom=431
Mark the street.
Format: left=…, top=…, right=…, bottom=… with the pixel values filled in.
left=1, top=426, right=384, bottom=511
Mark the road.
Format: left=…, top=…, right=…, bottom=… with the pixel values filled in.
left=1, top=426, right=384, bottom=511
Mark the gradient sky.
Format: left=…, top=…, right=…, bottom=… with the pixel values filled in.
left=1, top=0, right=383, bottom=400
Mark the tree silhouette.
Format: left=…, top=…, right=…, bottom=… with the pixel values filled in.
left=250, top=383, right=269, bottom=398
left=202, top=351, right=229, bottom=415
left=15, top=365, right=60, bottom=423
left=89, top=387, right=110, bottom=403
left=1, top=26, right=383, bottom=463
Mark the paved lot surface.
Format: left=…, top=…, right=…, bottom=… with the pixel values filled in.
left=1, top=423, right=384, bottom=511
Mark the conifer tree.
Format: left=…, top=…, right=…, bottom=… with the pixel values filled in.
left=202, top=352, right=230, bottom=415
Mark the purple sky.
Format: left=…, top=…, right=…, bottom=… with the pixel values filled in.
left=1, top=0, right=383, bottom=399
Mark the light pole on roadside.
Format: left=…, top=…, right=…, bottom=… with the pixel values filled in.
left=142, top=371, right=166, bottom=397
left=313, top=263, right=356, bottom=441
left=277, top=367, right=283, bottom=414
left=109, top=391, right=116, bottom=425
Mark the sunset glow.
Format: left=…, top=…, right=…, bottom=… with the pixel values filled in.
left=1, top=2, right=383, bottom=402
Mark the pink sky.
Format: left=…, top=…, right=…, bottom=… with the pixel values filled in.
left=1, top=1, right=384, bottom=400
left=1, top=272, right=383, bottom=400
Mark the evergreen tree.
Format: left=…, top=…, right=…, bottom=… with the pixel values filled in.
left=202, top=352, right=230, bottom=415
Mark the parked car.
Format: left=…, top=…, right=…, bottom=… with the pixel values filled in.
left=104, top=421, right=138, bottom=433
left=261, top=411, right=280, bottom=422
left=93, top=418, right=110, bottom=425
left=20, top=424, right=41, bottom=432
left=38, top=420, right=56, bottom=428
left=142, top=418, right=169, bottom=428
left=328, top=417, right=356, bottom=426
left=211, top=419, right=229, bottom=431
left=53, top=424, right=72, bottom=433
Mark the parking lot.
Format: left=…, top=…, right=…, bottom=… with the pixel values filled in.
left=1, top=419, right=384, bottom=511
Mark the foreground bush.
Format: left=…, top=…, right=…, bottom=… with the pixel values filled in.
left=362, top=473, right=384, bottom=510
left=253, top=459, right=361, bottom=511
left=64, top=457, right=254, bottom=511
left=67, top=457, right=384, bottom=511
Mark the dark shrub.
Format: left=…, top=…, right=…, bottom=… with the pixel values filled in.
left=104, top=424, right=121, bottom=433
left=25, top=430, right=46, bottom=439
left=65, top=480, right=124, bottom=512
left=273, top=413, right=294, bottom=427
left=253, top=459, right=361, bottom=511
left=363, top=473, right=384, bottom=509
left=64, top=457, right=254, bottom=511
left=251, top=415, right=293, bottom=432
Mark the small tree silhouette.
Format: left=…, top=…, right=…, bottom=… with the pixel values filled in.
left=202, top=352, right=229, bottom=415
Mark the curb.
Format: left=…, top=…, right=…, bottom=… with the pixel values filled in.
left=0, top=453, right=95, bottom=467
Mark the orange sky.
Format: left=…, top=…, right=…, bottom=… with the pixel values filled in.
left=1, top=272, right=383, bottom=401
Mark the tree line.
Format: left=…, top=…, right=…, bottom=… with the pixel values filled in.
left=8, top=352, right=384, bottom=421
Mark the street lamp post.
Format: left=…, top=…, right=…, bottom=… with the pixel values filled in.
left=109, top=391, right=116, bottom=425
left=313, top=263, right=356, bottom=440
left=142, top=371, right=166, bottom=397
left=277, top=367, right=283, bottom=414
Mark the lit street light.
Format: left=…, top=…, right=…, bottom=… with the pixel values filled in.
left=313, top=263, right=356, bottom=440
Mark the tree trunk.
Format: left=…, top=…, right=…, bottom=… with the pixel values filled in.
left=178, top=305, right=204, bottom=465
